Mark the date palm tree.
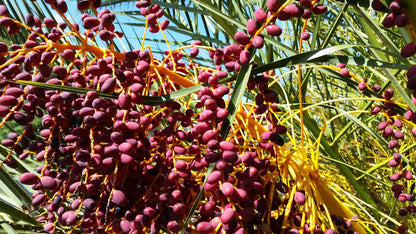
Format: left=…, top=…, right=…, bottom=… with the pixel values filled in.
left=0, top=0, right=415, bottom=233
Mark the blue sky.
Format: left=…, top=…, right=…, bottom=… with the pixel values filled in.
left=9, top=0, right=196, bottom=61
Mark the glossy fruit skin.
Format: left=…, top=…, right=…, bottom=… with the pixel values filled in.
left=246, top=18, right=258, bottom=36
left=395, top=13, right=409, bottom=27
left=383, top=13, right=396, bottom=28
left=401, top=43, right=416, bottom=58
left=294, top=192, right=305, bottom=205
left=266, top=25, right=282, bottom=37
left=286, top=4, right=303, bottom=17
left=0, top=95, right=18, bottom=106
left=267, top=0, right=280, bottom=12
left=19, top=173, right=39, bottom=185
left=221, top=208, right=235, bottom=224
left=301, top=32, right=310, bottom=40
left=0, top=5, right=9, bottom=17
left=207, top=171, right=222, bottom=184
left=196, top=222, right=214, bottom=232
left=239, top=50, right=250, bottom=65
left=234, top=31, right=250, bottom=45
left=112, top=190, right=128, bottom=206
left=255, top=9, right=267, bottom=23
left=313, top=4, right=327, bottom=15
left=384, top=88, right=394, bottom=100
left=221, top=182, right=235, bottom=196
left=252, top=36, right=264, bottom=48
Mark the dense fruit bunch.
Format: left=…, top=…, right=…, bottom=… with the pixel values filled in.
left=1, top=0, right=415, bottom=233
left=370, top=1, right=416, bottom=233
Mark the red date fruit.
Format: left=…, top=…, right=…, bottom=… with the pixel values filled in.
left=254, top=9, right=267, bottom=23
left=0, top=95, right=18, bottom=106
left=112, top=190, right=128, bottom=206
left=220, top=208, right=235, bottom=224
left=83, top=17, right=100, bottom=29
left=0, top=5, right=9, bottom=17
left=19, top=172, right=39, bottom=185
left=267, top=0, right=280, bottom=12
left=312, top=4, right=327, bottom=15
left=301, top=32, right=310, bottom=40
left=234, top=31, right=250, bottom=45
left=294, top=192, right=305, bottom=205
left=266, top=25, right=282, bottom=37
left=207, top=171, right=222, bottom=184
left=221, top=182, right=235, bottom=196
left=239, top=49, right=250, bottom=65
left=246, top=18, right=258, bottom=36
left=252, top=36, right=264, bottom=49
left=40, top=176, right=57, bottom=190
left=56, top=0, right=68, bottom=14
left=286, top=4, right=303, bottom=18
left=401, top=42, right=416, bottom=58
left=196, top=222, right=214, bottom=233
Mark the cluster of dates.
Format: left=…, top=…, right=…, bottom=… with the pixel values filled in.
left=0, top=0, right=383, bottom=234
left=373, top=88, right=416, bottom=234
left=370, top=0, right=416, bottom=233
